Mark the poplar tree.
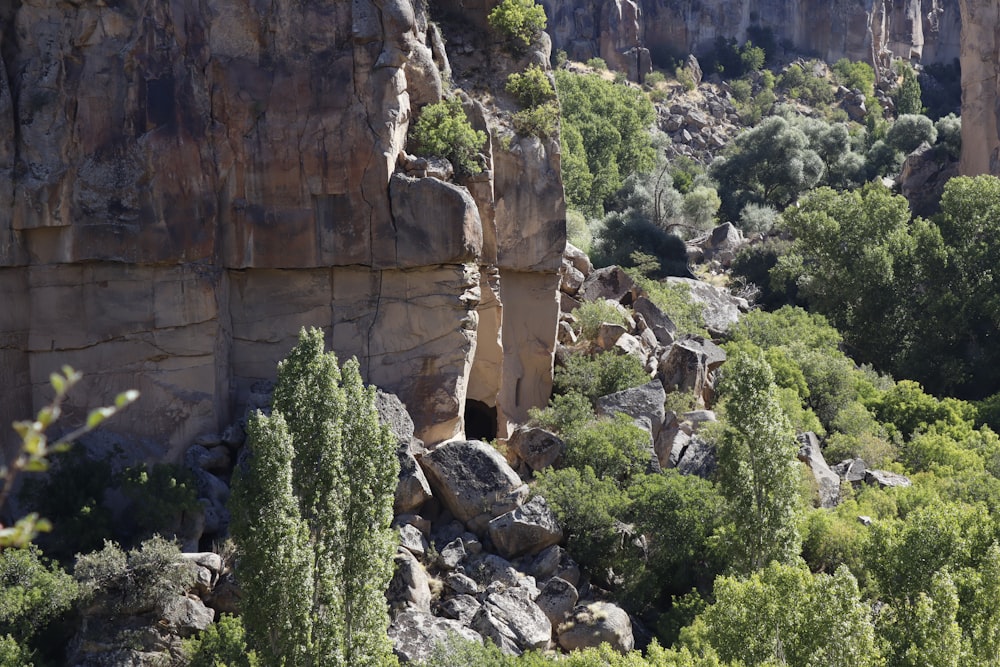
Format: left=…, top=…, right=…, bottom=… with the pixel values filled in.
left=231, top=328, right=399, bottom=666
left=717, top=350, right=802, bottom=572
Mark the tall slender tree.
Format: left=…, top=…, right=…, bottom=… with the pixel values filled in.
left=231, top=328, right=399, bottom=666
left=717, top=350, right=802, bottom=572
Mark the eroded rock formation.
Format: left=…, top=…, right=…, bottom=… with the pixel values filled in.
left=959, top=0, right=1000, bottom=176
left=0, top=0, right=565, bottom=459
left=540, top=0, right=961, bottom=76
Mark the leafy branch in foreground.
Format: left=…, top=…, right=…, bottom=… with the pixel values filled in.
left=1, top=367, right=138, bottom=547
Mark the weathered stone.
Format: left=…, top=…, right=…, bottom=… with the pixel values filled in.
left=632, top=296, right=676, bottom=346
left=596, top=380, right=667, bottom=440
left=579, top=266, right=637, bottom=304
left=471, top=586, right=552, bottom=655
left=665, top=277, right=746, bottom=335
left=526, top=545, right=581, bottom=588
left=388, top=548, right=432, bottom=613
left=398, top=523, right=429, bottom=557
left=670, top=435, right=717, bottom=478
left=389, top=610, right=483, bottom=663
left=438, top=538, right=467, bottom=570
left=564, top=243, right=593, bottom=277
left=445, top=571, right=481, bottom=596
left=535, top=576, right=579, bottom=626
left=396, top=446, right=433, bottom=514
left=178, top=552, right=223, bottom=575
left=488, top=496, right=564, bottom=559
left=865, top=469, right=912, bottom=489
left=160, top=595, right=215, bottom=637
left=440, top=594, right=482, bottom=624
left=960, top=0, right=1000, bottom=177
left=595, top=323, right=629, bottom=351
left=420, top=440, right=529, bottom=531
left=377, top=390, right=417, bottom=446
left=185, top=444, right=231, bottom=472
left=509, top=426, right=566, bottom=473
left=464, top=553, right=522, bottom=589
left=561, top=263, right=586, bottom=295
left=797, top=431, right=841, bottom=508
left=558, top=602, right=634, bottom=653
left=834, top=458, right=868, bottom=485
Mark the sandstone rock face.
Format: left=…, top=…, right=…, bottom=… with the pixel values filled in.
left=540, top=0, right=960, bottom=75
left=959, top=0, right=1000, bottom=177
left=0, top=0, right=565, bottom=458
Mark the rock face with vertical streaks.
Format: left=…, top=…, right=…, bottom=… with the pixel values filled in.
left=0, top=0, right=565, bottom=460
left=959, top=0, right=1000, bottom=177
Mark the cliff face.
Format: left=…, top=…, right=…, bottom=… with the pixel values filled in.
left=959, top=0, right=1000, bottom=176
left=0, top=0, right=564, bottom=459
left=540, top=0, right=961, bottom=72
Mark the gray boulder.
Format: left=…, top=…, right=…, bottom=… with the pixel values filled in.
left=488, top=496, right=563, bottom=559
left=440, top=594, right=481, bottom=624
left=670, top=434, right=717, bottom=478
left=389, top=610, right=482, bottom=663
left=596, top=380, right=667, bottom=440
left=420, top=440, right=528, bottom=532
left=388, top=547, right=431, bottom=613
left=535, top=576, right=579, bottom=626
left=632, top=296, right=676, bottom=346
left=865, top=469, right=912, bottom=489
left=579, top=266, right=637, bottom=304
left=797, top=432, right=841, bottom=508
left=395, top=445, right=433, bottom=514
left=557, top=602, right=634, bottom=653
left=665, top=277, right=747, bottom=335
left=471, top=587, right=552, bottom=655
left=508, top=427, right=565, bottom=473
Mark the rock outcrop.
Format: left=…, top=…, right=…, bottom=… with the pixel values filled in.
left=959, top=0, right=1000, bottom=177
left=540, top=0, right=961, bottom=80
left=0, top=0, right=566, bottom=460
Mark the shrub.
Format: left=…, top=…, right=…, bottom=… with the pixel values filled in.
left=629, top=273, right=706, bottom=336
left=0, top=547, right=79, bottom=662
left=506, top=65, right=555, bottom=108
left=573, top=299, right=627, bottom=340
left=738, top=202, right=778, bottom=234
left=565, top=208, right=592, bottom=252
left=511, top=102, right=559, bottom=138
left=892, top=60, right=923, bottom=115
left=730, top=79, right=752, bottom=104
left=183, top=614, right=259, bottom=667
left=120, top=462, right=200, bottom=543
left=528, top=391, right=593, bottom=434
left=562, top=414, right=651, bottom=484
left=832, top=58, right=875, bottom=96
left=681, top=185, right=721, bottom=231
left=487, top=0, right=547, bottom=47
left=934, top=113, right=961, bottom=158
left=586, top=57, right=608, bottom=71
left=410, top=97, right=487, bottom=175
left=644, top=70, right=666, bottom=88
left=885, top=113, right=937, bottom=154
left=554, top=351, right=649, bottom=404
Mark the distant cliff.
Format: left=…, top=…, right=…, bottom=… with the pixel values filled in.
left=0, top=0, right=565, bottom=460
left=958, top=0, right=1000, bottom=176
left=539, top=0, right=961, bottom=72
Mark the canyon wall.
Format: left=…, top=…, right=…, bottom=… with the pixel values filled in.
left=540, top=0, right=962, bottom=73
left=0, top=0, right=564, bottom=460
left=958, top=0, right=1000, bottom=177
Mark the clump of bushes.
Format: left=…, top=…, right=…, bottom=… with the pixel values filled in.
left=487, top=0, right=547, bottom=47
left=410, top=97, right=487, bottom=175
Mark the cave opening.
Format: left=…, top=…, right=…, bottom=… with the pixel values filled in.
left=464, top=399, right=497, bottom=442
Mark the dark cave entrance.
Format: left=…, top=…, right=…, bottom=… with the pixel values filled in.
left=464, top=399, right=497, bottom=442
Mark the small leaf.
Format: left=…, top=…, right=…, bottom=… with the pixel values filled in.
left=115, top=389, right=140, bottom=408
left=23, top=459, right=49, bottom=473
left=51, top=442, right=72, bottom=454
left=36, top=406, right=56, bottom=428
left=86, top=408, right=109, bottom=429
left=34, top=518, right=53, bottom=533
left=50, top=372, right=66, bottom=395
left=12, top=421, right=30, bottom=438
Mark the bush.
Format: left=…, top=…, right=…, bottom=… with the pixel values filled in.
left=528, top=391, right=593, bottom=434
left=934, top=113, right=961, bottom=159
left=644, top=70, right=666, bottom=88
left=629, top=273, right=706, bottom=336
left=562, top=414, right=651, bottom=484
left=183, top=614, right=259, bottom=667
left=410, top=97, right=487, bottom=175
left=738, top=202, right=778, bottom=234
left=586, top=57, right=608, bottom=71
left=681, top=186, right=720, bottom=231
left=120, top=462, right=200, bottom=542
left=506, top=65, right=555, bottom=108
left=573, top=299, right=627, bottom=340
left=832, top=58, right=875, bottom=96
left=511, top=102, right=559, bottom=138
left=892, top=61, right=923, bottom=115
left=554, top=351, right=649, bottom=404
left=885, top=113, right=937, bottom=154
left=0, top=547, right=79, bottom=662
left=566, top=208, right=592, bottom=252
left=487, top=0, right=547, bottom=47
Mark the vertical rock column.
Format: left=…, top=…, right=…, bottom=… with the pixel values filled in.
left=959, top=0, right=1000, bottom=176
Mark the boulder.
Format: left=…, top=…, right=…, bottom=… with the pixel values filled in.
left=632, top=296, right=676, bottom=346
left=395, top=445, right=434, bottom=514
left=438, top=538, right=468, bottom=570
left=389, top=610, right=483, bottom=663
left=579, top=266, right=637, bottom=304
left=509, top=426, right=566, bottom=473
left=440, top=594, right=482, bottom=624
left=534, top=577, right=579, bottom=626
left=464, top=553, right=522, bottom=589
left=833, top=458, right=868, bottom=485
left=160, top=595, right=215, bottom=637
left=525, top=545, right=581, bottom=587
left=557, top=602, right=634, bottom=653
left=865, top=469, right=912, bottom=489
left=388, top=548, right=432, bottom=613
left=564, top=243, right=593, bottom=277
left=377, top=390, right=417, bottom=446
left=595, top=323, right=629, bottom=351
left=670, top=435, right=717, bottom=478
left=445, top=571, right=481, bottom=596
left=665, top=277, right=747, bottom=335
left=797, top=432, right=841, bottom=508
left=419, top=440, right=529, bottom=531
left=488, top=496, right=564, bottom=559
left=398, top=523, right=429, bottom=557
left=471, top=586, right=552, bottom=655
left=596, top=381, right=667, bottom=440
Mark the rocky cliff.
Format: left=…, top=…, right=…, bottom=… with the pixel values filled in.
left=0, top=0, right=565, bottom=460
left=959, top=0, right=1000, bottom=176
left=540, top=0, right=961, bottom=75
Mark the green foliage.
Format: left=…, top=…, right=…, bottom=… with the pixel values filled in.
left=183, top=614, right=259, bottom=667
left=0, top=635, right=34, bottom=667
left=74, top=537, right=195, bottom=615
left=832, top=58, right=875, bottom=97
left=120, top=462, right=200, bottom=542
left=487, top=0, right=547, bottom=47
left=554, top=351, right=649, bottom=404
left=687, top=562, right=878, bottom=666
left=716, top=350, right=802, bottom=572
left=777, top=62, right=834, bottom=105
left=644, top=70, right=666, bottom=88
left=511, top=101, right=559, bottom=138
left=709, top=116, right=825, bottom=220
left=934, top=113, right=961, bottom=159
left=506, top=65, right=555, bottom=108
left=556, top=69, right=656, bottom=215
left=680, top=186, right=721, bottom=231
left=562, top=414, right=651, bottom=485
left=586, top=57, right=608, bottom=71
left=534, top=466, right=630, bottom=575
left=528, top=391, right=593, bottom=434
left=573, top=299, right=627, bottom=340
left=737, top=203, right=778, bottom=234
left=0, top=547, right=78, bottom=663
left=230, top=328, right=399, bottom=666
left=885, top=114, right=937, bottom=154
left=628, top=274, right=706, bottom=337
left=566, top=208, right=592, bottom=252
left=410, top=97, right=486, bottom=176
left=892, top=61, right=923, bottom=115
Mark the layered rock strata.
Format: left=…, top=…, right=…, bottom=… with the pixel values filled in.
left=540, top=0, right=961, bottom=77
left=959, top=0, right=1000, bottom=176
left=0, top=0, right=565, bottom=458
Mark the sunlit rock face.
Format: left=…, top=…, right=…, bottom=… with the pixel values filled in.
left=540, top=0, right=961, bottom=73
left=959, top=0, right=1000, bottom=177
left=0, top=0, right=565, bottom=459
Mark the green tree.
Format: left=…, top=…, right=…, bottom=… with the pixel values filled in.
left=230, top=328, right=399, bottom=666
left=892, top=62, right=923, bottom=115
left=487, top=0, right=547, bottom=47
left=183, top=614, right=259, bottom=667
left=709, top=116, right=825, bottom=220
left=409, top=97, right=486, bottom=176
left=716, top=350, right=802, bottom=572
